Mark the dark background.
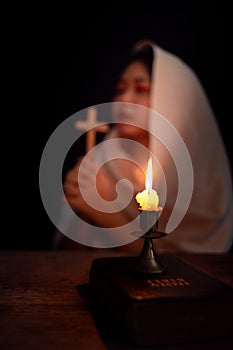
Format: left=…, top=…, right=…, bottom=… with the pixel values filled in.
left=5, top=2, right=232, bottom=250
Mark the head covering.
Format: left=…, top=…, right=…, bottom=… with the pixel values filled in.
left=54, top=40, right=233, bottom=253
left=103, top=39, right=233, bottom=253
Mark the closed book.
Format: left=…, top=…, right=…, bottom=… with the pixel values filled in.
left=89, top=255, right=233, bottom=347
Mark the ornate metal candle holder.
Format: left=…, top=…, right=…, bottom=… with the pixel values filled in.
left=131, top=210, right=167, bottom=276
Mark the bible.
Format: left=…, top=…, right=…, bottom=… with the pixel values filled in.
left=89, top=254, right=233, bottom=346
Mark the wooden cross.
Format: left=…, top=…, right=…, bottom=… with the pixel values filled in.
left=75, top=107, right=109, bottom=152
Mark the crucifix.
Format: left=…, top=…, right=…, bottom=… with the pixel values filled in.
left=75, top=107, right=110, bottom=152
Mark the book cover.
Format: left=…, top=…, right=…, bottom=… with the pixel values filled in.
left=89, top=255, right=233, bottom=346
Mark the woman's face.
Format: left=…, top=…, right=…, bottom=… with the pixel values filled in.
left=112, top=60, right=151, bottom=141
left=113, top=60, right=151, bottom=106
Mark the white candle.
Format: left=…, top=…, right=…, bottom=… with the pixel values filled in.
left=135, top=157, right=162, bottom=211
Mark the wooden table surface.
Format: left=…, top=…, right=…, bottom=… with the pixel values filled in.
left=0, top=250, right=232, bottom=350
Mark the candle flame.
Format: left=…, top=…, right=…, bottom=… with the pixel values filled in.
left=146, top=157, right=153, bottom=191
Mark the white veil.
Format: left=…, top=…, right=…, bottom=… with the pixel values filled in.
left=104, top=40, right=233, bottom=252
left=54, top=40, right=233, bottom=253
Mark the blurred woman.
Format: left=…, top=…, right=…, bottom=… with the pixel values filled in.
left=53, top=40, right=233, bottom=253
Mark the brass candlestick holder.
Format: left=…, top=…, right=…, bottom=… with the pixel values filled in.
left=131, top=210, right=167, bottom=276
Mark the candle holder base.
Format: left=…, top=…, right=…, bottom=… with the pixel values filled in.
left=130, top=209, right=167, bottom=276
left=130, top=231, right=167, bottom=276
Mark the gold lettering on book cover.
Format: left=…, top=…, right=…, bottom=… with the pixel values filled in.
left=145, top=277, right=190, bottom=288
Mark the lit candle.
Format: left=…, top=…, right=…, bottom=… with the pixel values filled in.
left=135, top=157, right=162, bottom=233
left=136, top=157, right=162, bottom=211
